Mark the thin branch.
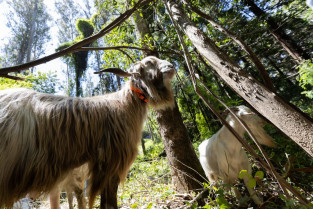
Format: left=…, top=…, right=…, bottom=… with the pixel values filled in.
left=0, top=0, right=155, bottom=75
left=0, top=74, right=25, bottom=81
left=78, top=46, right=153, bottom=52
left=177, top=188, right=209, bottom=209
left=181, top=0, right=275, bottom=92
left=116, top=49, right=135, bottom=63
left=79, top=46, right=180, bottom=56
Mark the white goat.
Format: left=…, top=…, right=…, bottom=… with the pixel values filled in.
left=50, top=164, right=89, bottom=209
left=198, top=105, right=276, bottom=205
left=0, top=56, right=175, bottom=209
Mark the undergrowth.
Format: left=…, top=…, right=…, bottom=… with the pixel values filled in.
left=40, top=130, right=312, bottom=209
left=107, top=131, right=313, bottom=209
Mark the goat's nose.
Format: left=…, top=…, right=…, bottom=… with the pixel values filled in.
left=160, top=61, right=173, bottom=69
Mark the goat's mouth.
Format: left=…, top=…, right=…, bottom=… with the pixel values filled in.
left=161, top=67, right=175, bottom=79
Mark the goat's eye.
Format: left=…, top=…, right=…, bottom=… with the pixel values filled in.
left=145, top=60, right=153, bottom=66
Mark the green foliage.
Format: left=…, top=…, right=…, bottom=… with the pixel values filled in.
left=254, top=171, right=264, bottom=180
left=280, top=194, right=312, bottom=209
left=0, top=76, right=33, bottom=90
left=26, top=71, right=58, bottom=94
left=238, top=170, right=256, bottom=189
left=0, top=71, right=58, bottom=93
left=76, top=19, right=95, bottom=38
left=56, top=18, right=95, bottom=97
left=298, top=59, right=313, bottom=98
left=117, top=140, right=174, bottom=208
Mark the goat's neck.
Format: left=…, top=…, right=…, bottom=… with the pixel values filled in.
left=228, top=117, right=247, bottom=136
left=219, top=117, right=247, bottom=147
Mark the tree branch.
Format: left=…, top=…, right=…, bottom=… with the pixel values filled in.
left=0, top=0, right=155, bottom=75
left=0, top=74, right=25, bottom=81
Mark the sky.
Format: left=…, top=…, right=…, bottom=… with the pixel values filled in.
left=0, top=0, right=65, bottom=75
left=0, top=0, right=98, bottom=94
left=307, top=0, right=313, bottom=9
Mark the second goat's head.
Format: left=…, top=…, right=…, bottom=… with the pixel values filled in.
left=98, top=56, right=176, bottom=109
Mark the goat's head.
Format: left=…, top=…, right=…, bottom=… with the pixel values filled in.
left=97, top=56, right=175, bottom=109
left=226, top=105, right=276, bottom=147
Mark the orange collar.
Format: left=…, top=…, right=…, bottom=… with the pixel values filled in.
left=130, top=86, right=148, bottom=103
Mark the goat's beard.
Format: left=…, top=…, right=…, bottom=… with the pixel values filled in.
left=147, top=82, right=175, bottom=110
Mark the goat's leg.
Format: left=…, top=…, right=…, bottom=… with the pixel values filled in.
left=242, top=176, right=262, bottom=205
left=65, top=189, right=74, bottom=209
left=74, top=186, right=86, bottom=209
left=50, top=187, right=61, bottom=209
left=100, top=175, right=119, bottom=209
left=231, top=187, right=243, bottom=200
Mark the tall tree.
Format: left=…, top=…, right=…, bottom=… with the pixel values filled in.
left=57, top=19, right=95, bottom=97
left=131, top=6, right=205, bottom=193
left=1, top=0, right=50, bottom=69
left=54, top=0, right=83, bottom=43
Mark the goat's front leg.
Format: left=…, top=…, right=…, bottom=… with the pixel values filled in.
left=50, top=186, right=61, bottom=209
left=100, top=175, right=119, bottom=209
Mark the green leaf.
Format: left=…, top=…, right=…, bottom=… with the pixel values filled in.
left=238, top=170, right=249, bottom=179
left=216, top=196, right=231, bottom=209
left=146, top=202, right=153, bottom=209
left=247, top=179, right=256, bottom=188
left=131, top=203, right=138, bottom=208
left=254, top=171, right=264, bottom=179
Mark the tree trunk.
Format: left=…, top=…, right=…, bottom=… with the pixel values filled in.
left=167, top=0, right=313, bottom=158
left=243, top=0, right=310, bottom=64
left=132, top=9, right=206, bottom=192
left=26, top=0, right=38, bottom=64
left=156, top=103, right=205, bottom=192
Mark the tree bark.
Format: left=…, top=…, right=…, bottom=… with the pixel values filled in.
left=167, top=0, right=313, bottom=158
left=156, top=103, right=205, bottom=192
left=132, top=9, right=206, bottom=192
left=243, top=0, right=310, bottom=64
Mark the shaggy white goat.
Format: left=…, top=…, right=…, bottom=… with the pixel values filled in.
left=50, top=164, right=89, bottom=209
left=0, top=56, right=175, bottom=209
left=198, top=105, right=276, bottom=205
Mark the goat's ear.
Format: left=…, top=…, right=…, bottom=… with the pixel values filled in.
left=94, top=68, right=131, bottom=77
left=128, top=63, right=142, bottom=77
left=221, top=107, right=239, bottom=117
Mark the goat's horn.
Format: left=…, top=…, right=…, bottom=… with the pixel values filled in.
left=94, top=68, right=131, bottom=77
left=221, top=106, right=240, bottom=117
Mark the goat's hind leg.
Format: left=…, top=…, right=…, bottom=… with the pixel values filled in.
left=73, top=186, right=86, bottom=209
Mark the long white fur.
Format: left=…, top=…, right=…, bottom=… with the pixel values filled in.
left=199, top=105, right=276, bottom=205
